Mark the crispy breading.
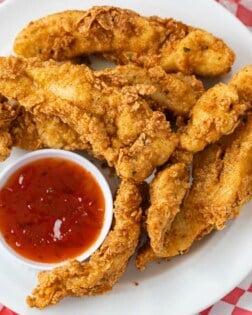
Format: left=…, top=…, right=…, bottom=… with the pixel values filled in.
left=146, top=163, right=189, bottom=256
left=170, top=148, right=193, bottom=165
left=35, top=114, right=91, bottom=150
left=136, top=115, right=252, bottom=269
left=11, top=107, right=90, bottom=151
left=10, top=107, right=42, bottom=150
left=0, top=102, right=17, bottom=161
left=95, top=65, right=204, bottom=116
left=159, top=28, right=235, bottom=77
left=27, top=180, right=142, bottom=309
left=0, top=56, right=177, bottom=181
left=116, top=112, right=178, bottom=182
left=229, top=65, right=252, bottom=107
left=180, top=83, right=247, bottom=152
left=14, top=6, right=235, bottom=76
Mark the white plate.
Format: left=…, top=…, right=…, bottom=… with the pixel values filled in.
left=0, top=0, right=252, bottom=314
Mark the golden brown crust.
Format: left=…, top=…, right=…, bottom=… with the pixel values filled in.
left=179, top=83, right=247, bottom=153
left=10, top=107, right=42, bottom=150
left=95, top=65, right=204, bottom=116
left=229, top=65, right=252, bottom=107
left=0, top=102, right=17, bottom=161
left=116, top=112, right=178, bottom=181
left=146, top=163, right=189, bottom=256
left=10, top=107, right=90, bottom=151
left=160, top=29, right=235, bottom=76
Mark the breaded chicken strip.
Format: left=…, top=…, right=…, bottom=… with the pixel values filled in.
left=146, top=163, right=189, bottom=256
left=11, top=107, right=90, bottom=151
left=0, top=57, right=177, bottom=181
left=136, top=116, right=252, bottom=269
left=95, top=65, right=204, bottom=116
left=14, top=6, right=235, bottom=77
left=0, top=102, right=16, bottom=160
left=27, top=180, right=142, bottom=309
left=180, top=83, right=247, bottom=152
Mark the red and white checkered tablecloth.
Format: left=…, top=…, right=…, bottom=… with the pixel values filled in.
left=0, top=0, right=251, bottom=315
left=200, top=271, right=252, bottom=315
left=216, top=0, right=252, bottom=29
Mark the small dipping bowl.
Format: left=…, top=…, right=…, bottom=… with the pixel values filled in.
left=0, top=149, right=113, bottom=270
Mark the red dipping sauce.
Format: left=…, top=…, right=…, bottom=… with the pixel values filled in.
left=0, top=157, right=105, bottom=263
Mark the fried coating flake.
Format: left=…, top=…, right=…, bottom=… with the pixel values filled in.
left=0, top=102, right=17, bottom=160
left=136, top=115, right=252, bottom=269
left=116, top=112, right=178, bottom=182
left=11, top=107, right=90, bottom=151
left=27, top=180, right=142, bottom=309
left=96, top=65, right=204, bottom=116
left=10, top=107, right=42, bottom=150
left=14, top=6, right=235, bottom=76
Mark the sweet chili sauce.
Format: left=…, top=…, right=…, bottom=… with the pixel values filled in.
left=0, top=157, right=105, bottom=263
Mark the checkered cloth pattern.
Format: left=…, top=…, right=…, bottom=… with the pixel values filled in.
left=216, top=0, right=252, bottom=30
left=0, top=0, right=251, bottom=315
left=200, top=272, right=252, bottom=315
left=0, top=306, right=17, bottom=315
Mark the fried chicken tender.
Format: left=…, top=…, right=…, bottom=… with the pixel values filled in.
left=14, top=6, right=235, bottom=77
left=11, top=107, right=90, bottom=151
left=0, top=57, right=177, bottom=181
left=0, top=102, right=16, bottom=161
left=27, top=180, right=142, bottom=309
left=180, top=83, right=247, bottom=152
left=136, top=115, right=252, bottom=269
left=146, top=163, right=189, bottom=256
left=95, top=65, right=204, bottom=116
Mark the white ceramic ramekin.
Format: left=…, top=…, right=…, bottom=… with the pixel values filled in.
left=0, top=149, right=113, bottom=270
